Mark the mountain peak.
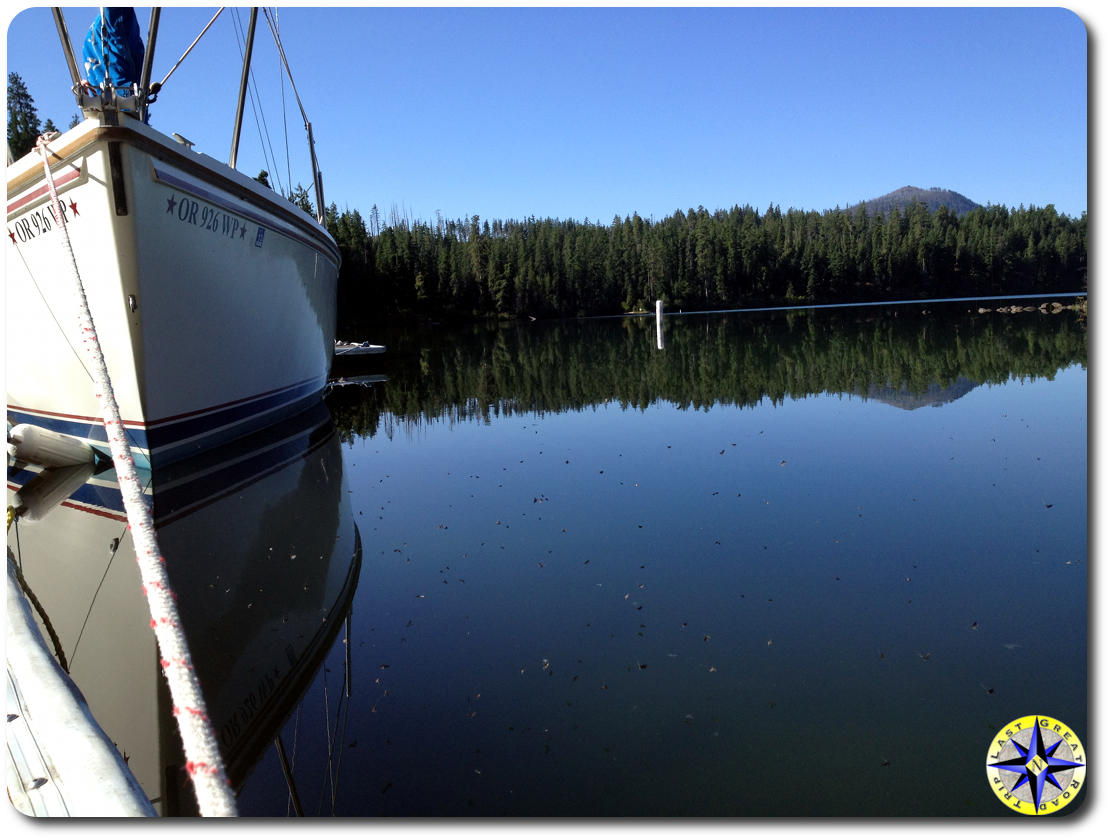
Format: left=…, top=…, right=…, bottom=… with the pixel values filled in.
left=844, top=186, right=980, bottom=217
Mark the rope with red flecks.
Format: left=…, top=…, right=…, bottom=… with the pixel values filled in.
left=36, top=135, right=237, bottom=817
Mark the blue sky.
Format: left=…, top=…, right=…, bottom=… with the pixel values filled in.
left=4, top=4, right=1092, bottom=224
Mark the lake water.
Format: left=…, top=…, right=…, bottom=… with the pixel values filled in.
left=7, top=297, right=1087, bottom=817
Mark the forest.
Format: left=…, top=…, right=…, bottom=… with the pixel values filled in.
left=325, top=303, right=1088, bottom=441
left=318, top=197, right=1087, bottom=333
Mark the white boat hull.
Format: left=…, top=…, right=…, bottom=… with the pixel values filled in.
left=6, top=116, right=340, bottom=468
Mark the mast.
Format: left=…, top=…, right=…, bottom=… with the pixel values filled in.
left=229, top=7, right=258, bottom=170
left=51, top=8, right=81, bottom=88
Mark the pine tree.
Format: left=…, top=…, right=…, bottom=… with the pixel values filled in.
left=7, top=72, right=41, bottom=160
left=288, top=183, right=315, bottom=216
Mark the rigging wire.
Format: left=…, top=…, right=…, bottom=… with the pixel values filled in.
left=68, top=474, right=160, bottom=668
left=329, top=666, right=352, bottom=816
left=69, top=518, right=133, bottom=669
left=157, top=7, right=224, bottom=89
left=247, top=7, right=287, bottom=196
left=261, top=7, right=311, bottom=128
left=262, top=4, right=325, bottom=220
left=10, top=213, right=151, bottom=459
left=288, top=702, right=303, bottom=818
left=312, top=635, right=353, bottom=816
left=274, top=7, right=293, bottom=199
left=11, top=245, right=95, bottom=385
left=227, top=8, right=281, bottom=195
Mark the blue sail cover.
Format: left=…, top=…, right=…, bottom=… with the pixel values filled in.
left=82, top=8, right=145, bottom=90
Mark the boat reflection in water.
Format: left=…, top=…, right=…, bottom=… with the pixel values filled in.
left=7, top=402, right=362, bottom=815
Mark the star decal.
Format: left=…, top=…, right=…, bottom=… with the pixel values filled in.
left=8, top=229, right=15, bottom=244
left=68, top=198, right=79, bottom=216
left=988, top=722, right=1084, bottom=811
left=167, top=194, right=177, bottom=214
left=240, top=225, right=247, bottom=240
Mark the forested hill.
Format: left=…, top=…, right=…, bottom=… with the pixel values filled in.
left=846, top=186, right=980, bottom=217
left=322, top=196, right=1086, bottom=333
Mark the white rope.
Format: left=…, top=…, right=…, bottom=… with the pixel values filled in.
left=36, top=137, right=238, bottom=817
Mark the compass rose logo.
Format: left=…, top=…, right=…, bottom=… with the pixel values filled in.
left=985, top=715, right=1085, bottom=814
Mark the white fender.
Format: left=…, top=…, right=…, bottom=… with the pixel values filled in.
left=8, top=424, right=96, bottom=468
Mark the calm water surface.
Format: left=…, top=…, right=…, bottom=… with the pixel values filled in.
left=8, top=299, right=1086, bottom=817
left=242, top=300, right=1087, bottom=817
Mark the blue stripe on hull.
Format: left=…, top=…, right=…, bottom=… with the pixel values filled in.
left=8, top=376, right=327, bottom=469
left=144, top=376, right=327, bottom=465
left=7, top=402, right=335, bottom=520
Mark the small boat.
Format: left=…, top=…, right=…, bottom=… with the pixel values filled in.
left=6, top=8, right=339, bottom=469
left=334, top=340, right=387, bottom=356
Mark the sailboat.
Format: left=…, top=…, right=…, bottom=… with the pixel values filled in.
left=6, top=8, right=340, bottom=469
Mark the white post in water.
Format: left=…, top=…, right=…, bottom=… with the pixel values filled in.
left=655, top=300, right=664, bottom=350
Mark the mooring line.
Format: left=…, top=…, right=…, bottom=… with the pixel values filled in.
left=36, top=134, right=237, bottom=817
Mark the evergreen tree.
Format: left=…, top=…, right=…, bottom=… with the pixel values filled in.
left=288, top=183, right=315, bottom=216
left=7, top=72, right=40, bottom=160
